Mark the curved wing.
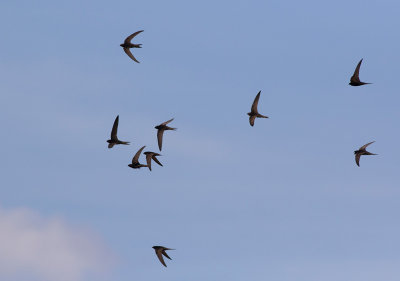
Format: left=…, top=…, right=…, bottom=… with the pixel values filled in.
left=123, top=48, right=140, bottom=63
left=124, top=30, right=144, bottom=44
left=152, top=155, right=163, bottom=166
left=355, top=153, right=361, bottom=167
left=132, top=146, right=146, bottom=163
left=162, top=250, right=172, bottom=260
left=111, top=115, right=119, bottom=140
left=161, top=118, right=174, bottom=126
left=251, top=91, right=261, bottom=113
left=157, top=129, right=165, bottom=151
left=350, top=59, right=362, bottom=83
left=155, top=249, right=167, bottom=267
left=359, top=141, right=375, bottom=150
left=145, top=153, right=153, bottom=171
left=249, top=115, right=256, bottom=126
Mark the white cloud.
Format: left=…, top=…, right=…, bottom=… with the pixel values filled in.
left=0, top=206, right=114, bottom=281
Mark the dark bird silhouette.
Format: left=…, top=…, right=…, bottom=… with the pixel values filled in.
left=152, top=246, right=174, bottom=267
left=120, top=30, right=143, bottom=63
left=349, top=59, right=372, bottom=86
left=155, top=118, right=176, bottom=151
left=248, top=91, right=269, bottom=126
left=128, top=146, right=148, bottom=169
left=144, top=151, right=163, bottom=171
left=107, top=115, right=130, bottom=148
left=354, top=141, right=377, bottom=166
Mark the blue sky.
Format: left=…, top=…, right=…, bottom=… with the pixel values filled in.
left=1, top=0, right=400, bottom=280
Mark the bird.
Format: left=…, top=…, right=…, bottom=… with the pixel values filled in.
left=107, top=115, right=130, bottom=148
left=120, top=30, right=144, bottom=63
left=155, top=118, right=176, bottom=151
left=128, top=146, right=148, bottom=169
left=349, top=59, right=372, bottom=86
left=354, top=141, right=377, bottom=166
left=144, top=151, right=163, bottom=171
left=152, top=246, right=174, bottom=267
left=248, top=91, right=269, bottom=126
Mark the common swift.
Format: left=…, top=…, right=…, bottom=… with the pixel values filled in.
left=155, top=118, right=176, bottom=151
left=128, top=146, right=148, bottom=169
left=248, top=91, right=269, bottom=126
left=107, top=115, right=130, bottom=148
left=120, top=30, right=143, bottom=63
left=152, top=246, right=174, bottom=267
left=354, top=141, right=377, bottom=166
left=349, top=59, right=372, bottom=86
left=144, top=151, right=163, bottom=171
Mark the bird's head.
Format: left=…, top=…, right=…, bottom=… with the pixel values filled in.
left=120, top=44, right=124, bottom=47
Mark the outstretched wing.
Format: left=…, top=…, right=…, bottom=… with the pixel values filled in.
left=155, top=249, right=167, bottom=267
left=111, top=115, right=119, bottom=140
left=157, top=129, right=165, bottom=151
left=161, top=118, right=174, bottom=126
left=152, top=155, right=163, bottom=166
left=123, top=48, right=140, bottom=63
left=132, top=146, right=146, bottom=163
left=145, top=153, right=153, bottom=171
left=350, top=59, right=363, bottom=83
left=124, top=30, right=144, bottom=44
left=359, top=141, right=375, bottom=150
left=355, top=153, right=361, bottom=167
left=251, top=91, right=261, bottom=113
left=162, top=250, right=172, bottom=260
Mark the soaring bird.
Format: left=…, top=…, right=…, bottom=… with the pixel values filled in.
left=128, top=146, right=148, bottom=169
left=107, top=115, right=130, bottom=148
left=248, top=91, right=269, bottom=126
left=354, top=141, right=377, bottom=166
left=349, top=59, right=372, bottom=86
left=152, top=246, right=174, bottom=267
left=144, top=151, right=163, bottom=171
left=155, top=118, right=176, bottom=151
left=120, top=30, right=143, bottom=63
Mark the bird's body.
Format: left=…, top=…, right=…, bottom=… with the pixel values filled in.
left=107, top=115, right=130, bottom=148
left=120, top=30, right=143, bottom=63
left=152, top=246, right=174, bottom=267
left=128, top=163, right=147, bottom=169
left=144, top=151, right=163, bottom=171
left=155, top=118, right=176, bottom=151
left=349, top=59, right=372, bottom=86
left=354, top=141, right=377, bottom=166
left=248, top=91, right=269, bottom=126
left=128, top=146, right=148, bottom=169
